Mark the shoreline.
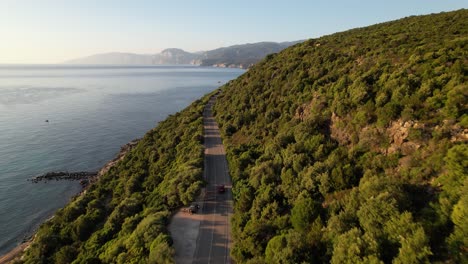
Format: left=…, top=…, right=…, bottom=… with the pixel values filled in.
left=0, top=241, right=31, bottom=264
left=0, top=139, right=140, bottom=264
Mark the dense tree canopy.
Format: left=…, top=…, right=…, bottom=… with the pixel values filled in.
left=15, top=9, right=467, bottom=264
left=214, top=10, right=467, bottom=263
left=18, top=94, right=213, bottom=263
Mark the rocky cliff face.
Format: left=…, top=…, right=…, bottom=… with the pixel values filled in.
left=152, top=48, right=201, bottom=65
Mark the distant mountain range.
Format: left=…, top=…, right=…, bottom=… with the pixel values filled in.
left=63, top=41, right=303, bottom=68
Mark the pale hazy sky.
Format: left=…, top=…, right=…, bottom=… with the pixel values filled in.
left=0, top=0, right=466, bottom=64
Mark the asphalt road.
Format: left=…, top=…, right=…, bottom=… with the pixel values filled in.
left=193, top=96, right=233, bottom=264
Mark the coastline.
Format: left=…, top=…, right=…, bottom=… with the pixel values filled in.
left=0, top=139, right=140, bottom=264
left=0, top=241, right=31, bottom=264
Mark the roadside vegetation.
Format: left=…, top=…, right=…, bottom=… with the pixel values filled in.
left=18, top=95, right=213, bottom=264
left=214, top=10, right=467, bottom=263
left=16, top=9, right=467, bottom=264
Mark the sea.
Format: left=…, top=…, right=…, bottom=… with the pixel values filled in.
left=0, top=65, right=244, bottom=255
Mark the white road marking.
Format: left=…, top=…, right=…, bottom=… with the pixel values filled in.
left=193, top=98, right=232, bottom=264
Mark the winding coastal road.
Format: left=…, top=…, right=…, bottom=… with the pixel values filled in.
left=169, top=95, right=233, bottom=264
left=193, top=96, right=233, bottom=263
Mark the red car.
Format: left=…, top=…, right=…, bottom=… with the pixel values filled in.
left=217, top=184, right=225, bottom=193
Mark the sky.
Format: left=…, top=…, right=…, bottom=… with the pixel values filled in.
left=0, top=0, right=466, bottom=64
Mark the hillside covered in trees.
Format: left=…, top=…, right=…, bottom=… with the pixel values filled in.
left=15, top=9, right=466, bottom=264
left=199, top=41, right=303, bottom=68
left=214, top=10, right=467, bottom=263
left=17, top=94, right=213, bottom=263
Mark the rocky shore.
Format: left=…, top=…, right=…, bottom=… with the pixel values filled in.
left=0, top=138, right=141, bottom=263
left=27, top=139, right=140, bottom=186
left=97, top=138, right=140, bottom=177
left=28, top=171, right=98, bottom=187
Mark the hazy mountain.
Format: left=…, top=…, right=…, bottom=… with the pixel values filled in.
left=199, top=41, right=302, bottom=68
left=63, top=41, right=303, bottom=67
left=152, top=48, right=201, bottom=65
left=64, top=52, right=154, bottom=65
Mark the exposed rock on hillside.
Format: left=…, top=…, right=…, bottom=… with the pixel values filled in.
left=214, top=9, right=467, bottom=263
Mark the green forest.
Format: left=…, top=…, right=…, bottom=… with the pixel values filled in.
left=213, top=10, right=467, bottom=263
left=18, top=94, right=213, bottom=263
left=16, top=9, right=467, bottom=264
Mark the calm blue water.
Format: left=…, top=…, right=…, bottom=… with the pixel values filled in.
left=0, top=65, right=244, bottom=254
